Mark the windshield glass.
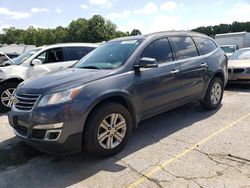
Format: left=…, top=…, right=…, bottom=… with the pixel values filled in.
left=75, top=39, right=143, bottom=69
left=11, top=48, right=41, bottom=65
left=221, top=46, right=236, bottom=54
left=230, top=49, right=250, bottom=60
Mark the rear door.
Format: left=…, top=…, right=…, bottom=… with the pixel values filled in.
left=65, top=46, right=96, bottom=67
left=169, top=36, right=207, bottom=100
left=133, top=37, right=182, bottom=119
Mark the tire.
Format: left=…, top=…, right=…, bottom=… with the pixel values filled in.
left=0, top=82, right=19, bottom=112
left=83, top=102, right=132, bottom=157
left=201, top=77, right=224, bottom=110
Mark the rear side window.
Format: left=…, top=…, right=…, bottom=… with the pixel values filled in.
left=66, top=47, right=89, bottom=61
left=193, top=37, right=217, bottom=55
left=140, top=38, right=173, bottom=63
left=86, top=47, right=96, bottom=53
left=170, top=36, right=199, bottom=60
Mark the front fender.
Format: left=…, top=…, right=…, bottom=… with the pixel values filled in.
left=84, top=90, right=138, bottom=129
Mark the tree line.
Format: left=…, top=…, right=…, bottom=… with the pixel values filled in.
left=0, top=15, right=142, bottom=46
left=192, top=21, right=250, bottom=37
left=1, top=16, right=249, bottom=46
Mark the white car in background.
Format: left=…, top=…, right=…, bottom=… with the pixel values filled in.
left=220, top=45, right=237, bottom=58
left=0, top=43, right=98, bottom=111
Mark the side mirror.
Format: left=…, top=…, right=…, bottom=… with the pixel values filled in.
left=31, top=59, right=42, bottom=66
left=134, top=57, right=158, bottom=70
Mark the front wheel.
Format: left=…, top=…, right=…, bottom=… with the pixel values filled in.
left=201, top=77, right=224, bottom=110
left=83, top=102, right=132, bottom=157
left=0, top=82, right=19, bottom=112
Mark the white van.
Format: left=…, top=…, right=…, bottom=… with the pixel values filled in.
left=0, top=43, right=98, bottom=111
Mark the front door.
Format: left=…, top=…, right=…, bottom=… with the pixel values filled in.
left=133, top=37, right=182, bottom=119
left=28, top=47, right=74, bottom=78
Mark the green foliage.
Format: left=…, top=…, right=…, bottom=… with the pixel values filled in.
left=130, top=29, right=142, bottom=36
left=192, top=21, right=250, bottom=37
left=0, top=15, right=142, bottom=46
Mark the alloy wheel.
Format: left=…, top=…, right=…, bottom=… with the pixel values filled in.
left=97, top=113, right=127, bottom=150
left=1, top=88, right=16, bottom=108
left=210, top=83, right=222, bottom=105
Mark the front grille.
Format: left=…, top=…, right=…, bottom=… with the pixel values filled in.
left=15, top=125, right=28, bottom=137
left=32, top=129, right=46, bottom=139
left=233, top=68, right=245, bottom=73
left=14, top=92, right=40, bottom=111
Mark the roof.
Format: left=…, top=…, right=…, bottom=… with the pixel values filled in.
left=220, top=44, right=237, bottom=47
left=237, top=47, right=250, bottom=51
left=110, top=30, right=208, bottom=42
left=38, top=43, right=99, bottom=49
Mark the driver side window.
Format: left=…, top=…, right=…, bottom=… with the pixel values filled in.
left=36, top=48, right=64, bottom=64
left=141, top=38, right=173, bottom=64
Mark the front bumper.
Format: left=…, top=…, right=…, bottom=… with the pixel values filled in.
left=228, top=68, right=250, bottom=83
left=8, top=100, right=91, bottom=155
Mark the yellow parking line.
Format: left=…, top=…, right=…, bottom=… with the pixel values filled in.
left=127, top=112, right=250, bottom=188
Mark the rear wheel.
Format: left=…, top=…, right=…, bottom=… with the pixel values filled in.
left=83, top=102, right=132, bottom=157
left=201, top=77, right=224, bottom=110
left=0, top=82, right=19, bottom=112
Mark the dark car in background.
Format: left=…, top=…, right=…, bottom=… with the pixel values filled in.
left=8, top=31, right=228, bottom=157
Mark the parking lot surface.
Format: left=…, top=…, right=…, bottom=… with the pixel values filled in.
left=0, top=84, right=250, bottom=188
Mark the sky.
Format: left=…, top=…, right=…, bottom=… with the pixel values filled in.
left=0, top=0, right=250, bottom=34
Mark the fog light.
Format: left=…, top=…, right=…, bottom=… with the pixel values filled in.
left=33, top=123, right=63, bottom=130
left=44, top=129, right=62, bottom=141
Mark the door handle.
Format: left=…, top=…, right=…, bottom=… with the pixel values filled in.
left=170, top=69, right=180, bottom=74
left=201, top=63, right=208, bottom=67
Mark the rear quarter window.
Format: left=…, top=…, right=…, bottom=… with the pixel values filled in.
left=193, top=37, right=217, bottom=55
left=170, top=36, right=199, bottom=60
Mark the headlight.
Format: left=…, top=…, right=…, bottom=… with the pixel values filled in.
left=38, top=86, right=83, bottom=107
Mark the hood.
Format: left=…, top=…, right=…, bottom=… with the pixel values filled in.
left=0, top=61, right=13, bottom=67
left=18, top=68, right=112, bottom=94
left=0, top=64, right=18, bottom=70
left=228, top=59, right=250, bottom=68
left=225, top=53, right=233, bottom=58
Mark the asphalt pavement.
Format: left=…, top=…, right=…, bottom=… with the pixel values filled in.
left=0, top=84, right=250, bottom=188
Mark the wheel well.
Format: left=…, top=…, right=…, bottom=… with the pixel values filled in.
left=0, top=78, right=24, bottom=86
left=85, top=96, right=137, bottom=130
left=213, top=72, right=225, bottom=85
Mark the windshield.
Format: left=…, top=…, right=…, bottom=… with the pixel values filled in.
left=230, top=49, right=250, bottom=60
left=221, top=46, right=236, bottom=54
left=11, top=48, right=41, bottom=65
left=75, top=39, right=143, bottom=69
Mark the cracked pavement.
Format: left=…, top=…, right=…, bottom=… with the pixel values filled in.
left=0, top=84, right=250, bottom=188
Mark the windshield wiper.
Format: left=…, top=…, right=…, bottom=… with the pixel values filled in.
left=79, top=66, right=102, bottom=69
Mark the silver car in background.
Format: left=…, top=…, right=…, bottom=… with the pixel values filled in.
left=228, top=48, right=250, bottom=83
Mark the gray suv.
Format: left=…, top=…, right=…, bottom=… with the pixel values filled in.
left=8, top=31, right=228, bottom=157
